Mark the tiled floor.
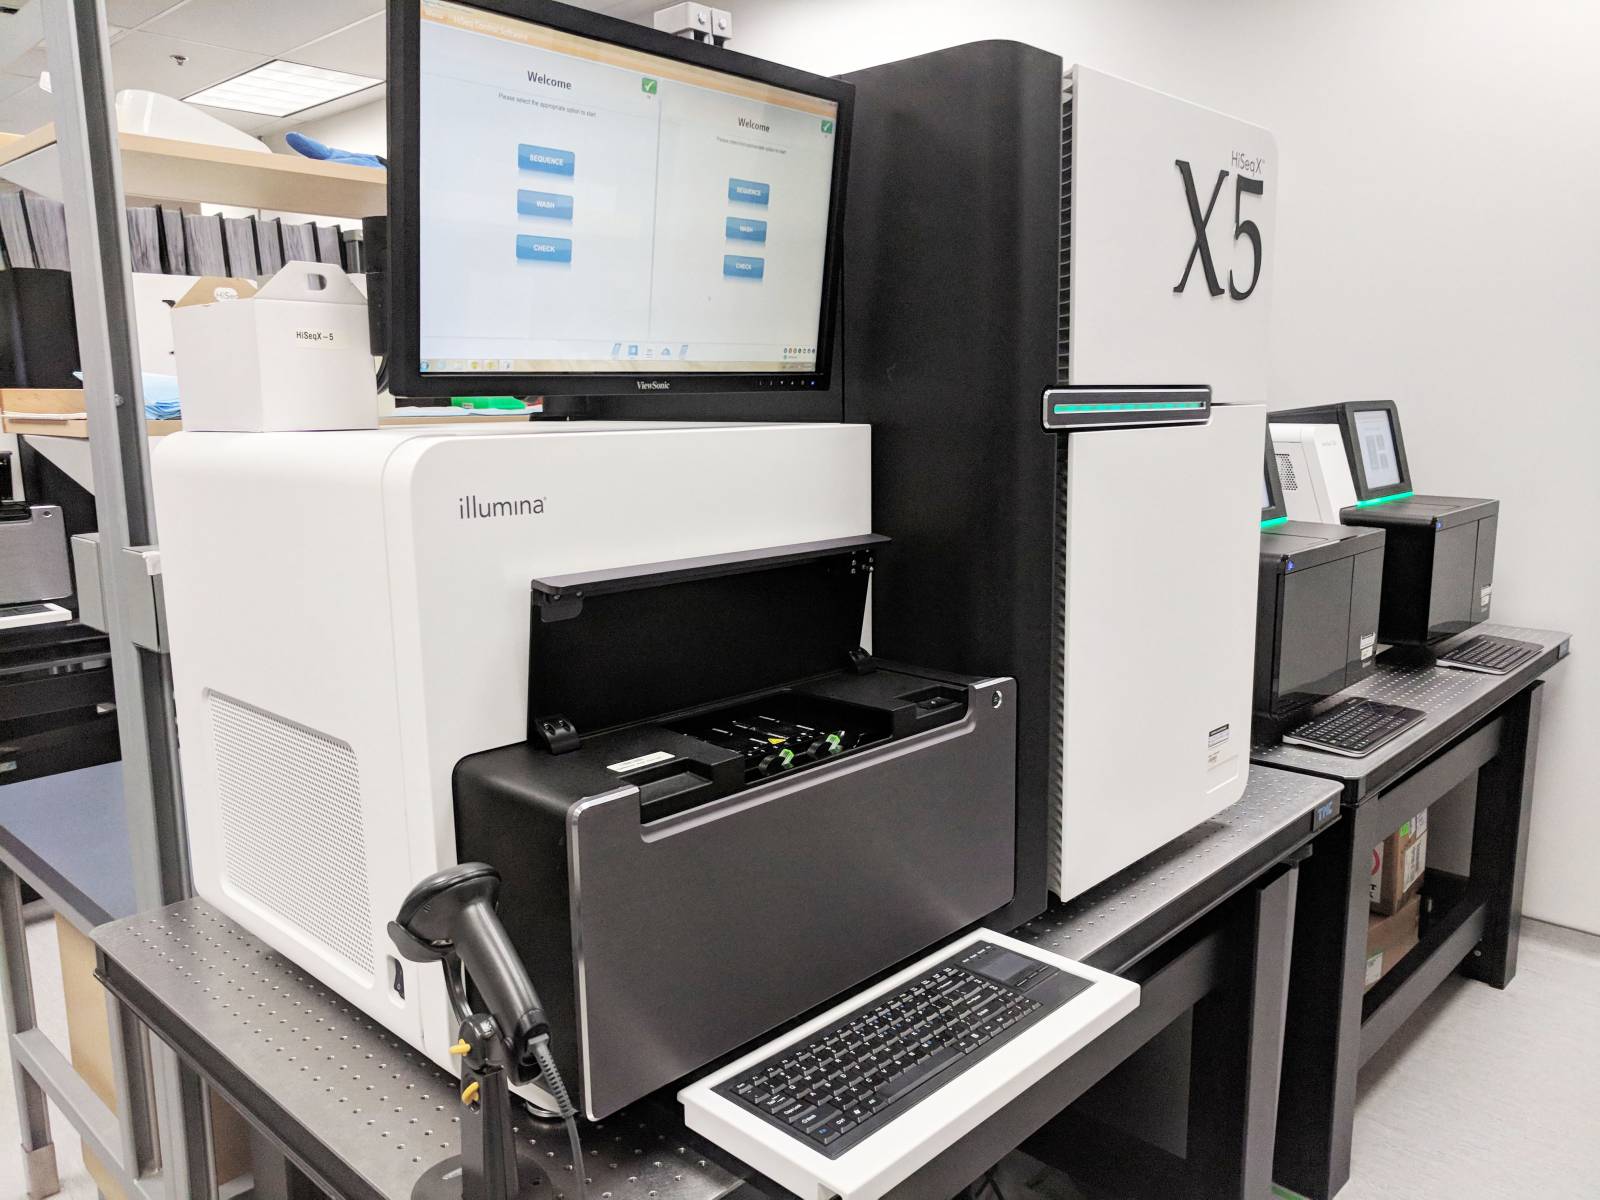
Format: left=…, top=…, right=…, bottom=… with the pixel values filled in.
left=2, top=918, right=1596, bottom=1199
left=1338, top=919, right=1600, bottom=1199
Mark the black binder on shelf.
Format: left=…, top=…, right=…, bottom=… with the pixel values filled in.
left=222, top=216, right=260, bottom=277
left=256, top=216, right=285, bottom=276
left=158, top=206, right=188, bottom=274
left=21, top=194, right=69, bottom=270
left=182, top=212, right=227, bottom=275
left=126, top=206, right=163, bottom=272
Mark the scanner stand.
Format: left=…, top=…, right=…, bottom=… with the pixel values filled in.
left=390, top=864, right=586, bottom=1200
left=410, top=1012, right=553, bottom=1200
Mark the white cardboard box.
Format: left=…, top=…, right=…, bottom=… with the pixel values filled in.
left=172, top=265, right=377, bottom=432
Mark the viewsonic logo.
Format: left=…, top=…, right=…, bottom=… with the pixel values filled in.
left=636, top=379, right=672, bottom=390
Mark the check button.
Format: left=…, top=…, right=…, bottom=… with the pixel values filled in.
left=723, top=254, right=764, bottom=280
left=517, top=235, right=572, bottom=263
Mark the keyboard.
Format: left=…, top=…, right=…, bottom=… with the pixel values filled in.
left=1437, top=634, right=1541, bottom=675
left=681, top=931, right=1138, bottom=1200
left=1282, top=697, right=1425, bottom=757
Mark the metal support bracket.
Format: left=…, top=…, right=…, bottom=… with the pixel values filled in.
left=70, top=533, right=104, bottom=631
left=653, top=2, right=731, bottom=44
left=70, top=535, right=166, bottom=651
left=115, top=545, right=166, bottom=652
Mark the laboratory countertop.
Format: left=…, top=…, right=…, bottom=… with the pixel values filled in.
left=0, top=761, right=134, bottom=930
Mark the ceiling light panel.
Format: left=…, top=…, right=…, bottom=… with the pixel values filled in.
left=184, top=60, right=378, bottom=117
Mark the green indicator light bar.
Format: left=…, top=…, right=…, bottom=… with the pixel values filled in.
left=1354, top=490, right=1416, bottom=508
left=1053, top=400, right=1206, bottom=415
left=1260, top=516, right=1289, bottom=529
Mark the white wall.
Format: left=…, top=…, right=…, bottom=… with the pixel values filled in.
left=724, top=0, right=1600, bottom=934
left=373, top=1, right=1600, bottom=930
left=262, top=93, right=387, bottom=158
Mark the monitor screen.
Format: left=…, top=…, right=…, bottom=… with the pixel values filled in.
left=413, top=0, right=843, bottom=380
left=1354, top=408, right=1402, bottom=488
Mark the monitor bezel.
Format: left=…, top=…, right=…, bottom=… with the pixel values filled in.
left=1261, top=433, right=1287, bottom=523
left=387, top=0, right=855, bottom=402
left=1338, top=399, right=1412, bottom=501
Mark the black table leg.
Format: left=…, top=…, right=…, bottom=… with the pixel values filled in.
left=1273, top=807, right=1367, bottom=1200
left=1460, top=682, right=1543, bottom=989
left=249, top=1124, right=329, bottom=1200
left=1188, top=861, right=1301, bottom=1200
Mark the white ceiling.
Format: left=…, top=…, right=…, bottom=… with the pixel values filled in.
left=0, top=0, right=665, bottom=139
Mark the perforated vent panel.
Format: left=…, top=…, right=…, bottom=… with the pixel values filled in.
left=1049, top=71, right=1076, bottom=888
left=1058, top=72, right=1074, bottom=383
left=1276, top=452, right=1298, bottom=491
left=209, top=692, right=375, bottom=975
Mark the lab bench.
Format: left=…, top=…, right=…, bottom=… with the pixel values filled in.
left=88, top=765, right=1341, bottom=1200
left=1253, top=623, right=1569, bottom=1200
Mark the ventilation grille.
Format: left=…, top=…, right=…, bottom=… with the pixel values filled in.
left=1048, top=438, right=1072, bottom=890
left=210, top=692, right=375, bottom=974
left=1057, top=72, right=1074, bottom=384
left=1276, top=452, right=1299, bottom=492
left=1047, top=70, right=1077, bottom=890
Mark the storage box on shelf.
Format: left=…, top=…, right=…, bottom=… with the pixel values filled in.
left=1370, top=810, right=1428, bottom=916
left=1365, top=893, right=1422, bottom=991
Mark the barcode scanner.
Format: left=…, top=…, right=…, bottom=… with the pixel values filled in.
left=389, top=864, right=585, bottom=1200
left=389, top=863, right=548, bottom=1084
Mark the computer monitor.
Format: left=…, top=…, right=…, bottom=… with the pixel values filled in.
left=386, top=0, right=853, bottom=406
left=1347, top=402, right=1410, bottom=497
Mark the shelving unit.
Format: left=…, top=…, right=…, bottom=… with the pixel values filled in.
left=0, top=124, right=385, bottom=218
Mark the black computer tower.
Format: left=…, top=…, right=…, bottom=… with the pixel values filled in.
left=1339, top=498, right=1498, bottom=645
left=1255, top=523, right=1386, bottom=720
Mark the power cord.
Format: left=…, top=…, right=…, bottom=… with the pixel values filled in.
left=532, top=1037, right=586, bottom=1200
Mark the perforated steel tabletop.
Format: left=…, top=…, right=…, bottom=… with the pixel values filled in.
left=93, top=765, right=1339, bottom=1200
left=1251, top=624, right=1570, bottom=795
left=1012, top=765, right=1339, bottom=971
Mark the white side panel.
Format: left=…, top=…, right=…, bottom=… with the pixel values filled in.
left=1054, top=405, right=1264, bottom=899
left=156, top=429, right=428, bottom=1050
left=1068, top=66, right=1276, bottom=408
left=155, top=421, right=872, bottom=1085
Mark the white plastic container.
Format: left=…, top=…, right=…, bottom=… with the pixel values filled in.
left=171, top=264, right=377, bottom=432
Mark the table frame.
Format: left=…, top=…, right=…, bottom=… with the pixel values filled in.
left=1269, top=658, right=1555, bottom=1200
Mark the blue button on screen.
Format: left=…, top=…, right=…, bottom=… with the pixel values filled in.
left=727, top=178, right=770, bottom=205
left=725, top=216, right=767, bottom=243
left=723, top=254, right=764, bottom=280
left=517, top=235, right=573, bottom=263
left=518, top=144, right=575, bottom=175
left=517, top=190, right=574, bottom=220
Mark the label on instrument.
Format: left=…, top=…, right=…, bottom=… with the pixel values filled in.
left=607, top=749, right=673, bottom=773
left=1206, top=723, right=1232, bottom=769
